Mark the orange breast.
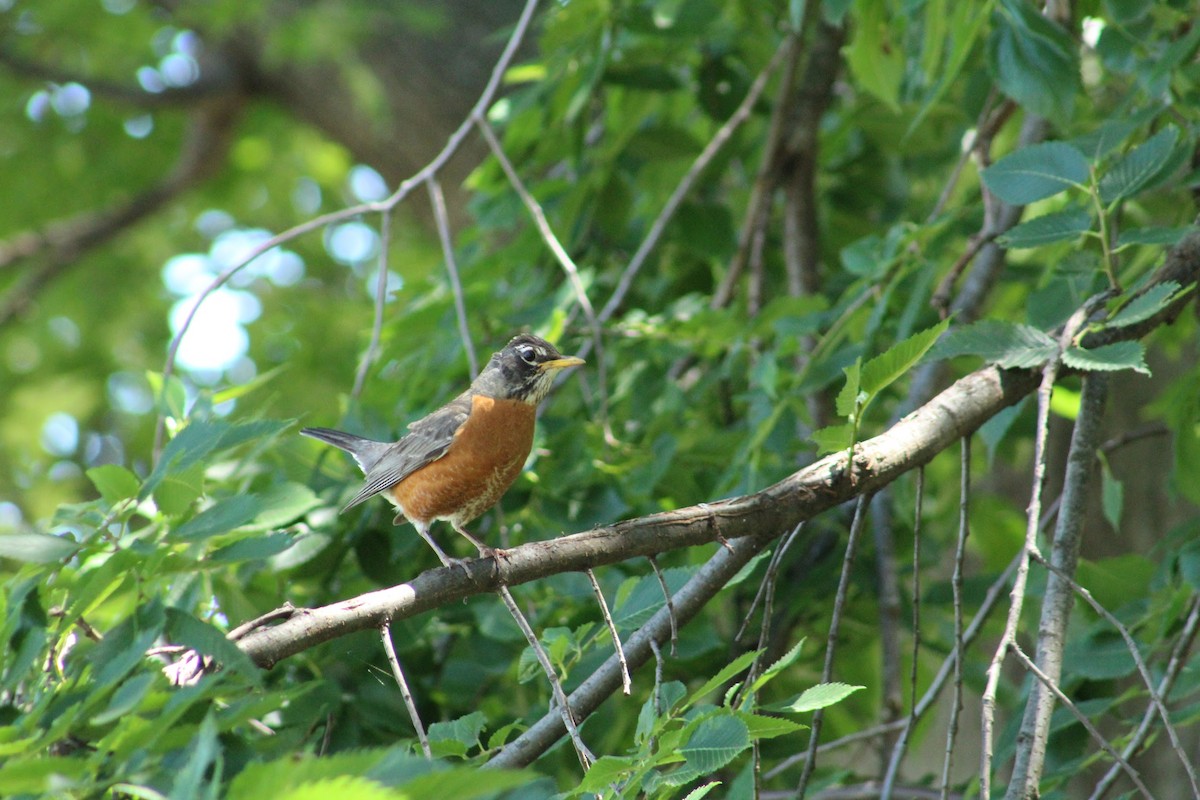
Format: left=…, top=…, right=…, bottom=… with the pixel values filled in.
left=390, top=395, right=536, bottom=526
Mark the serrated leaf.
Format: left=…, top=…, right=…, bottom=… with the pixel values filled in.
left=0, top=532, right=80, bottom=563
left=1062, top=341, right=1150, bottom=375
left=681, top=782, right=722, bottom=800
left=981, top=142, right=1090, bottom=205
left=750, top=637, right=805, bottom=693
left=1117, top=226, right=1194, bottom=247
left=1099, top=127, right=1180, bottom=203
left=860, top=318, right=951, bottom=397
left=165, top=608, right=262, bottom=685
left=737, top=711, right=807, bottom=740
left=834, top=359, right=862, bottom=419
left=1107, top=282, right=1182, bottom=329
left=87, top=465, right=141, bottom=505
left=988, top=0, right=1079, bottom=122
left=679, top=713, right=750, bottom=777
left=998, top=208, right=1092, bottom=249
left=931, top=320, right=1058, bottom=368
left=210, top=532, right=296, bottom=563
left=171, top=495, right=263, bottom=541
left=685, top=650, right=760, bottom=710
left=783, top=682, right=865, bottom=713
left=1065, top=340, right=1147, bottom=374
left=577, top=755, right=636, bottom=793
left=427, top=711, right=486, bottom=758
left=1069, top=119, right=1140, bottom=161
left=811, top=422, right=855, bottom=455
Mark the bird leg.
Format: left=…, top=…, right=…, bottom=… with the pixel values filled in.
left=406, top=518, right=471, bottom=573
left=450, top=522, right=505, bottom=561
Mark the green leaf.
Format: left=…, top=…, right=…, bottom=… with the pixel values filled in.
left=988, top=0, right=1078, bottom=122
left=0, top=532, right=80, bottom=563
left=834, top=359, right=862, bottom=419
left=153, top=463, right=205, bottom=516
left=678, top=712, right=751, bottom=778
left=1117, top=226, right=1194, bottom=247
left=143, top=419, right=291, bottom=499
left=998, top=208, right=1092, bottom=249
left=250, top=483, right=320, bottom=529
left=844, top=0, right=902, bottom=112
left=930, top=320, right=1058, bottom=368
left=576, top=755, right=636, bottom=793
left=1106, top=282, right=1183, bottom=329
left=87, top=464, right=141, bottom=505
left=750, top=637, right=805, bottom=693
left=0, top=756, right=90, bottom=794
left=1101, top=461, right=1124, bottom=530
left=782, top=682, right=865, bottom=713
left=170, top=712, right=219, bottom=800
left=1099, top=127, right=1180, bottom=203
left=210, top=532, right=297, bottom=563
left=980, top=142, right=1090, bottom=205
left=427, top=711, right=486, bottom=758
left=811, top=422, right=856, bottom=455
left=737, top=711, right=806, bottom=741
left=860, top=318, right=951, bottom=398
left=680, top=782, right=722, bottom=800
left=171, top=495, right=263, bottom=541
left=165, top=608, right=262, bottom=685
left=685, top=650, right=760, bottom=710
left=1062, top=341, right=1150, bottom=375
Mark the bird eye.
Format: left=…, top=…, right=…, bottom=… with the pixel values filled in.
left=517, top=345, right=537, bottom=364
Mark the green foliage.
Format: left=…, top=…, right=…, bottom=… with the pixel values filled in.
left=2, top=0, right=1199, bottom=796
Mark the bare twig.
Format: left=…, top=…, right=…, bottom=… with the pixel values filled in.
left=596, top=35, right=796, bottom=327
left=496, top=585, right=594, bottom=769
left=1090, top=595, right=1200, bottom=800
left=738, top=523, right=805, bottom=708
left=941, top=438, right=970, bottom=800
left=427, top=177, right=478, bottom=375
left=351, top=208, right=392, bottom=402
left=1032, top=552, right=1200, bottom=797
left=979, top=348, right=1061, bottom=799
left=1006, top=372, right=1109, bottom=799
left=797, top=494, right=872, bottom=799
left=1009, top=644, right=1152, bottom=800
left=586, top=569, right=631, bottom=695
left=647, top=555, right=679, bottom=656
left=153, top=0, right=542, bottom=459
left=380, top=621, right=431, bottom=759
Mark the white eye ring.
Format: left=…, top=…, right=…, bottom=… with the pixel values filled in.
left=517, top=345, right=537, bottom=364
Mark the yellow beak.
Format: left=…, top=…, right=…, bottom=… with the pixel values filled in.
left=539, top=356, right=585, bottom=371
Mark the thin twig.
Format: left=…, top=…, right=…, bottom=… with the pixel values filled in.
left=797, top=494, right=872, bottom=799
left=426, top=177, right=478, bottom=376
left=586, top=568, right=631, bottom=695
left=879, top=469, right=925, bottom=800
left=351, top=208, right=392, bottom=402
left=736, top=522, right=803, bottom=643
left=646, top=555, right=679, bottom=656
left=380, top=621, right=431, bottom=758
left=153, top=0, right=542, bottom=459
left=1031, top=552, right=1200, bottom=798
left=1007, top=371, right=1109, bottom=800
left=596, top=35, right=796, bottom=327
left=940, top=438, right=970, bottom=800
left=739, top=523, right=805, bottom=708
left=496, top=585, right=594, bottom=769
left=474, top=117, right=607, bottom=399
left=1008, top=643, right=1153, bottom=800
left=979, top=350, right=1060, bottom=799
left=1090, top=595, right=1200, bottom=800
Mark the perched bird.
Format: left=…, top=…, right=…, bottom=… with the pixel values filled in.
left=301, top=334, right=584, bottom=566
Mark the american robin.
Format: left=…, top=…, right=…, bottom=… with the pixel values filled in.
left=301, top=334, right=584, bottom=566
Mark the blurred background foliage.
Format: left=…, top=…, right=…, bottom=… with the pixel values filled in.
left=2, top=0, right=1200, bottom=797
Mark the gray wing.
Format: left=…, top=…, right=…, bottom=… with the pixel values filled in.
left=340, top=391, right=473, bottom=511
